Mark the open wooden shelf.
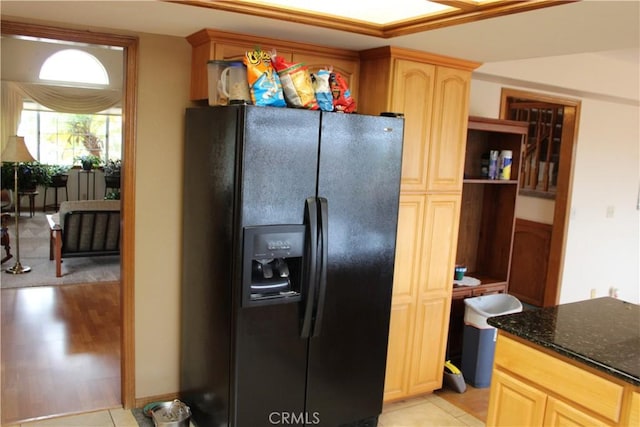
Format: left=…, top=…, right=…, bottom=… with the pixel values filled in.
left=463, top=178, right=519, bottom=185
left=447, top=116, right=528, bottom=365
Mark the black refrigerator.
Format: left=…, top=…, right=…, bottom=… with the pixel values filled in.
left=180, top=105, right=404, bottom=427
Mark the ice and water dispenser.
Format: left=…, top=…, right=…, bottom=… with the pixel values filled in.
left=242, top=225, right=305, bottom=307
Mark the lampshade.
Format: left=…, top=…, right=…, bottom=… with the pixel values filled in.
left=2, top=136, right=35, bottom=163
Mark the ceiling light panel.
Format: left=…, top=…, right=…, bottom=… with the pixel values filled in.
left=242, top=0, right=455, bottom=25
left=177, top=0, right=574, bottom=38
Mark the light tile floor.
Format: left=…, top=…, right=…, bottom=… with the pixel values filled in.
left=380, top=394, right=484, bottom=426
left=5, top=395, right=484, bottom=427
left=4, top=408, right=138, bottom=427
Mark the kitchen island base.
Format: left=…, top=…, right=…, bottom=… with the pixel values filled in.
left=487, top=332, right=639, bottom=426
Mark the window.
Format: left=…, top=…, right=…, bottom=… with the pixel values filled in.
left=39, top=49, right=109, bottom=86
left=18, top=48, right=121, bottom=165
left=19, top=101, right=122, bottom=165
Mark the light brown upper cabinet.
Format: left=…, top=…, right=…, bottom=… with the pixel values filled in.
left=358, top=47, right=477, bottom=193
left=186, top=29, right=359, bottom=102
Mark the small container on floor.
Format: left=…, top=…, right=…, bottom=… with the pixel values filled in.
left=443, top=360, right=467, bottom=393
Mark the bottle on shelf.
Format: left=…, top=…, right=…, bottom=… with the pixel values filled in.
left=499, top=150, right=513, bottom=180
left=480, top=152, right=489, bottom=178
left=488, top=150, right=499, bottom=179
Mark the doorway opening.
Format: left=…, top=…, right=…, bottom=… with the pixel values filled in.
left=500, top=88, right=581, bottom=307
left=1, top=19, right=137, bottom=419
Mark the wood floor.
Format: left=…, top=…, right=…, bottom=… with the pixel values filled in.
left=1, top=282, right=121, bottom=425
left=435, top=384, right=490, bottom=422
left=1, top=280, right=490, bottom=426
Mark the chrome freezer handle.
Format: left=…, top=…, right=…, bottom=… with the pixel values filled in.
left=312, top=197, right=328, bottom=338
left=301, top=197, right=318, bottom=339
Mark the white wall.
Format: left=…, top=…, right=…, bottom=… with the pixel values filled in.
left=469, top=51, right=640, bottom=305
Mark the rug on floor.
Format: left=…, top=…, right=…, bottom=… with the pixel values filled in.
left=1, top=212, right=120, bottom=288
left=132, top=408, right=154, bottom=427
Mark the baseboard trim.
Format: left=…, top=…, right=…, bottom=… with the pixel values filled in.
left=135, top=392, right=181, bottom=409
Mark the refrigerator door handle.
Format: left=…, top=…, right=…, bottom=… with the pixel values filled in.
left=312, top=197, right=328, bottom=338
left=301, top=197, right=318, bottom=338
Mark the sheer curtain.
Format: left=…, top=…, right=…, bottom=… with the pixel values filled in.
left=1, top=80, right=121, bottom=156
left=1, top=81, right=24, bottom=157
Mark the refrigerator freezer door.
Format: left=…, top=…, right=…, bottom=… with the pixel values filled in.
left=306, top=113, right=404, bottom=425
left=239, top=107, right=321, bottom=227
left=234, top=107, right=321, bottom=426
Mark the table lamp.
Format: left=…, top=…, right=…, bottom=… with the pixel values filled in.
left=1, top=135, right=35, bottom=274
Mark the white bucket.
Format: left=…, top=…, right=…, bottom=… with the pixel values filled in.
left=463, top=293, right=522, bottom=329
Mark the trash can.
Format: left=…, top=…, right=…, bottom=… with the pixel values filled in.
left=461, top=293, right=522, bottom=388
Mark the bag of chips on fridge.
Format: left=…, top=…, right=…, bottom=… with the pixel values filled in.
left=329, top=70, right=356, bottom=113
left=243, top=48, right=286, bottom=107
left=271, top=51, right=318, bottom=109
left=312, top=69, right=333, bottom=112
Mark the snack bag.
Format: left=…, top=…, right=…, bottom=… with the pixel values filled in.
left=311, top=69, right=333, bottom=112
left=271, top=51, right=318, bottom=110
left=329, top=70, right=356, bottom=113
left=243, top=48, right=286, bottom=107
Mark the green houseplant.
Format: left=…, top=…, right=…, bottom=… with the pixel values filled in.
left=104, top=189, right=120, bottom=200
left=103, top=159, right=121, bottom=200
left=103, top=159, right=121, bottom=177
left=47, top=164, right=71, bottom=188
left=1, top=161, right=52, bottom=192
left=75, top=154, right=102, bottom=171
left=48, top=164, right=70, bottom=176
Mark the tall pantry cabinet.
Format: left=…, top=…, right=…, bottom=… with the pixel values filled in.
left=358, top=47, right=481, bottom=401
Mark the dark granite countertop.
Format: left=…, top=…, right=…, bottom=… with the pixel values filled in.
left=488, top=297, right=640, bottom=386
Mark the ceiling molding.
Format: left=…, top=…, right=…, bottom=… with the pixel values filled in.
left=173, top=0, right=387, bottom=37
left=383, top=0, right=576, bottom=37
left=170, top=0, right=575, bottom=38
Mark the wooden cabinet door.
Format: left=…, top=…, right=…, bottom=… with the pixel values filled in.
left=215, top=42, right=293, bottom=62
left=419, top=194, right=461, bottom=295
left=544, top=397, right=614, bottom=427
left=384, top=301, right=414, bottom=401
left=389, top=59, right=435, bottom=192
left=626, top=391, right=640, bottom=427
left=407, top=194, right=461, bottom=394
left=407, top=295, right=449, bottom=394
left=384, top=195, right=423, bottom=401
left=487, top=369, right=547, bottom=427
left=292, top=53, right=359, bottom=102
left=427, top=67, right=470, bottom=192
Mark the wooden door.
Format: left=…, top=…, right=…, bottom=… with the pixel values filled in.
left=292, top=53, right=359, bottom=101
left=383, top=194, right=424, bottom=400
left=487, top=369, right=547, bottom=426
left=509, top=219, right=552, bottom=306
left=407, top=295, right=450, bottom=394
left=389, top=59, right=435, bottom=192
left=626, top=391, right=640, bottom=427
left=215, top=42, right=293, bottom=62
left=544, top=397, right=614, bottom=427
left=427, top=67, right=470, bottom=192
left=407, top=194, right=461, bottom=394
